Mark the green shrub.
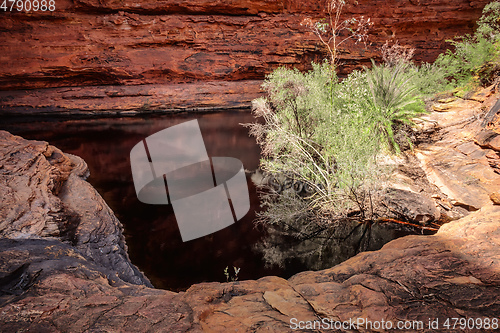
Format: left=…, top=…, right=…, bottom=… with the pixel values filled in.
left=379, top=41, right=453, bottom=98
left=407, top=62, right=455, bottom=97
left=434, top=35, right=499, bottom=88
left=246, top=60, right=427, bottom=228
left=361, top=60, right=426, bottom=152
left=432, top=1, right=500, bottom=90
left=259, top=62, right=334, bottom=141
left=477, top=1, right=500, bottom=42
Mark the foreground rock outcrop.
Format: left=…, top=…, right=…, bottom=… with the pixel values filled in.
left=1, top=205, right=499, bottom=332
left=1, top=89, right=500, bottom=331
left=0, top=0, right=491, bottom=114
left=0, top=131, right=151, bottom=286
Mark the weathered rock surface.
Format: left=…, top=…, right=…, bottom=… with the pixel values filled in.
left=1, top=93, right=500, bottom=331
left=0, top=131, right=151, bottom=286
left=1, top=196, right=499, bottom=332
left=381, top=188, right=440, bottom=225
left=0, top=0, right=491, bottom=114
left=415, top=87, right=500, bottom=211
left=287, top=204, right=500, bottom=324
left=475, top=128, right=500, bottom=152
left=0, top=81, right=264, bottom=116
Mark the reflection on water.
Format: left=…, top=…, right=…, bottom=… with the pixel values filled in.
left=2, top=110, right=308, bottom=291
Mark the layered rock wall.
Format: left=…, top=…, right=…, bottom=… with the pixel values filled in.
left=0, top=0, right=492, bottom=113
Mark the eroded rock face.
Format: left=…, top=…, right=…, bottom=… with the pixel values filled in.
left=0, top=0, right=491, bottom=114
left=0, top=131, right=73, bottom=238
left=0, top=131, right=151, bottom=286
left=416, top=88, right=500, bottom=211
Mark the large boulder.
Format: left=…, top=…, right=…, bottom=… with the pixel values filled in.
left=381, top=188, right=440, bottom=225
left=0, top=131, right=150, bottom=286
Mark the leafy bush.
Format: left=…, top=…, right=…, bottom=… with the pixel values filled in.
left=477, top=1, right=500, bottom=42
left=434, top=35, right=499, bottom=88
left=406, top=62, right=455, bottom=97
left=432, top=1, right=500, bottom=90
left=361, top=60, right=426, bottom=152
left=378, top=41, right=453, bottom=97
left=245, top=59, right=427, bottom=229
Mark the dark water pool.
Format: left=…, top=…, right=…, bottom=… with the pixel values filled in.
left=2, top=110, right=432, bottom=291
left=2, top=110, right=312, bottom=290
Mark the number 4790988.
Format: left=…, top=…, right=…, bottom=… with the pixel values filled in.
left=1, top=0, right=55, bottom=11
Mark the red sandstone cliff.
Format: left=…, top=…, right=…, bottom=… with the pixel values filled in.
left=0, top=0, right=492, bottom=113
